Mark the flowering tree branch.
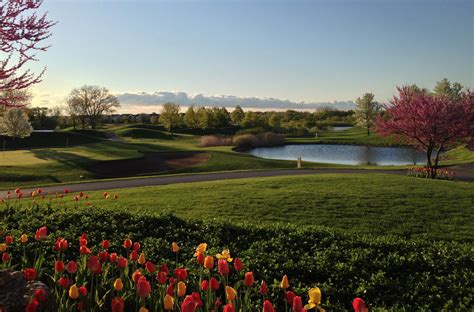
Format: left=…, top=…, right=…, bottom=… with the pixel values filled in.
left=0, top=0, right=55, bottom=108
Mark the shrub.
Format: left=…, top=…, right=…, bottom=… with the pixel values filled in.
left=198, top=135, right=233, bottom=147
left=233, top=132, right=285, bottom=148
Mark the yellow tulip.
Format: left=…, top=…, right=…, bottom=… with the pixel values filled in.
left=177, top=281, right=186, bottom=297
left=216, top=249, right=233, bottom=262
left=280, top=275, right=290, bottom=289
left=138, top=252, right=146, bottom=265
left=225, top=286, right=237, bottom=301
left=304, top=287, right=322, bottom=310
left=69, top=284, right=79, bottom=299
left=138, top=308, right=149, bottom=312
left=114, top=278, right=123, bottom=291
left=164, top=294, right=174, bottom=310
left=20, top=234, right=28, bottom=244
left=0, top=243, right=7, bottom=252
left=172, top=242, right=180, bottom=253
left=194, top=243, right=207, bottom=256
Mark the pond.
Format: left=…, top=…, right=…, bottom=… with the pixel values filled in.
left=247, top=144, right=427, bottom=166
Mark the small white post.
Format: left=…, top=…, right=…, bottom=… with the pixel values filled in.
left=297, top=157, right=302, bottom=169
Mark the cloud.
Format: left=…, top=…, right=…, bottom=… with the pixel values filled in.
left=116, top=91, right=356, bottom=111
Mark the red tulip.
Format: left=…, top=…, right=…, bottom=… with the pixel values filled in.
left=35, top=226, right=47, bottom=241
left=2, top=252, right=10, bottom=263
left=181, top=295, right=198, bottom=312
left=192, top=292, right=203, bottom=307
left=244, top=272, right=254, bottom=287
left=5, top=235, right=13, bottom=244
left=285, top=290, right=296, bottom=304
left=24, top=268, right=37, bottom=281
left=160, top=262, right=169, bottom=274
left=130, top=250, right=139, bottom=261
left=66, top=260, right=78, bottom=274
left=263, top=300, right=275, bottom=312
left=79, top=246, right=90, bottom=256
left=215, top=298, right=222, bottom=309
left=196, top=251, right=205, bottom=265
left=352, top=298, right=368, bottom=312
left=156, top=271, right=167, bottom=284
left=210, top=277, right=219, bottom=291
left=174, top=268, right=188, bottom=281
left=123, top=238, right=132, bottom=249
left=59, top=239, right=69, bottom=250
left=109, top=253, right=118, bottom=263
left=101, top=240, right=110, bottom=249
left=201, top=280, right=209, bottom=291
left=79, top=286, right=87, bottom=296
left=133, top=242, right=141, bottom=251
left=218, top=259, right=229, bottom=276
left=260, top=281, right=267, bottom=295
left=25, top=299, right=39, bottom=312
left=145, top=261, right=156, bottom=273
left=33, top=288, right=47, bottom=302
left=99, top=251, right=109, bottom=262
left=166, top=285, right=174, bottom=296
left=223, top=303, right=234, bottom=312
left=111, top=297, right=125, bottom=312
left=293, top=296, right=303, bottom=312
left=79, top=238, right=87, bottom=247
left=137, top=277, right=151, bottom=298
left=55, top=260, right=65, bottom=272
left=233, top=257, right=244, bottom=271
left=58, top=277, right=70, bottom=289
left=87, top=256, right=101, bottom=274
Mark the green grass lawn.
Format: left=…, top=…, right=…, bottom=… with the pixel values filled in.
left=85, top=173, right=474, bottom=242
left=287, top=126, right=399, bottom=146
left=0, top=125, right=472, bottom=189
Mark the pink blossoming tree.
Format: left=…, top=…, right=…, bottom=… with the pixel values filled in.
left=376, top=86, right=473, bottom=178
left=0, top=0, right=55, bottom=108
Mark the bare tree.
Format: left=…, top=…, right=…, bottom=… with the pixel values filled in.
left=66, top=86, right=120, bottom=129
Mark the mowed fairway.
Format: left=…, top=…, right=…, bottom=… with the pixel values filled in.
left=87, top=173, right=474, bottom=241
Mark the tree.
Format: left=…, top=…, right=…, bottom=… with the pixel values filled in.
left=0, top=107, right=33, bottom=139
left=66, top=86, right=120, bottom=129
left=268, top=113, right=282, bottom=128
left=1, top=0, right=55, bottom=108
left=376, top=86, right=473, bottom=178
left=354, top=93, right=380, bottom=135
left=0, top=87, right=31, bottom=115
left=231, top=106, right=244, bottom=126
left=196, top=107, right=210, bottom=129
left=150, top=115, right=159, bottom=124
left=159, top=102, right=181, bottom=133
left=184, top=106, right=199, bottom=129
left=433, top=78, right=464, bottom=102
left=212, top=107, right=230, bottom=128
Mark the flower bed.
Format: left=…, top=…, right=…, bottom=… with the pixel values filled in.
left=407, top=167, right=456, bottom=180
left=1, top=189, right=473, bottom=311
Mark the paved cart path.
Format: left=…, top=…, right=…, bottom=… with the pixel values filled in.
left=1, top=164, right=472, bottom=197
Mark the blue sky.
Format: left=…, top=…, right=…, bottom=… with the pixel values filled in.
left=32, top=0, right=473, bottom=111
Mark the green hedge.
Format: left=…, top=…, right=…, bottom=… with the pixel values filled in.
left=1, top=206, right=472, bottom=311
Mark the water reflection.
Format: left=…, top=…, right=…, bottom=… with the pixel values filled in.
left=247, top=144, right=427, bottom=166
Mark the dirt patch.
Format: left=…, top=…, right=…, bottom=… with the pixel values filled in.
left=88, top=152, right=209, bottom=178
